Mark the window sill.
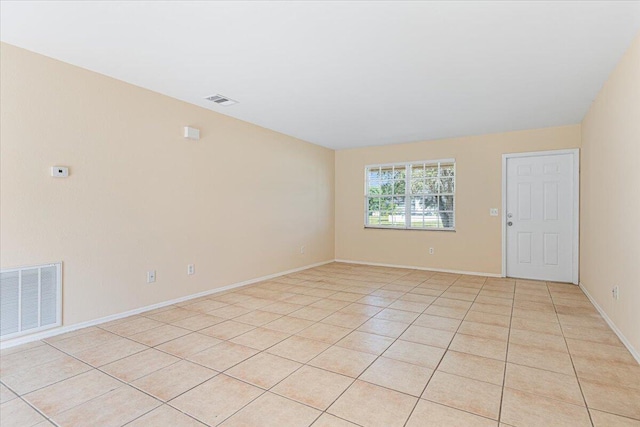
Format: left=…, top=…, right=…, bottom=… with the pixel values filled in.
left=364, top=226, right=456, bottom=232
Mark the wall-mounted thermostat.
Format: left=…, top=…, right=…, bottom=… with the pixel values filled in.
left=51, top=166, right=69, bottom=178
left=184, top=126, right=200, bottom=140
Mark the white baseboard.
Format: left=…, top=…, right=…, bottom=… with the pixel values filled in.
left=579, top=282, right=640, bottom=364
left=334, top=259, right=502, bottom=278
left=0, top=259, right=334, bottom=350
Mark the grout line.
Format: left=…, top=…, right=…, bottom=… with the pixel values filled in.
left=51, top=329, right=258, bottom=427
left=205, top=270, right=416, bottom=424
left=121, top=403, right=205, bottom=426
left=578, top=282, right=640, bottom=364
left=313, top=413, right=366, bottom=427
left=496, top=276, right=516, bottom=424
left=5, top=342, right=163, bottom=425
left=6, top=393, right=56, bottom=426
left=159, top=267, right=420, bottom=425
left=499, top=283, right=604, bottom=414
left=298, top=270, right=423, bottom=421
left=6, top=264, right=620, bottom=427
left=401, top=275, right=490, bottom=426
left=3, top=341, right=102, bottom=393
left=167, top=371, right=267, bottom=413
left=163, top=374, right=267, bottom=427
left=0, top=260, right=337, bottom=351
left=549, top=280, right=596, bottom=427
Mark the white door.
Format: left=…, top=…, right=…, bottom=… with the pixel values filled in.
left=505, top=151, right=578, bottom=283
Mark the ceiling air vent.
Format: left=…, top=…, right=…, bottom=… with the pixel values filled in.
left=205, top=94, right=238, bottom=106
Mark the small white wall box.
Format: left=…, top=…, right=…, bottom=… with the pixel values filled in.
left=51, top=166, right=69, bottom=177
left=184, top=126, right=200, bottom=140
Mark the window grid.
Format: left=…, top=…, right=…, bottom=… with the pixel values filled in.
left=365, top=160, right=455, bottom=230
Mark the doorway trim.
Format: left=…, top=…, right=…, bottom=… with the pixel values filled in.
left=501, top=149, right=580, bottom=284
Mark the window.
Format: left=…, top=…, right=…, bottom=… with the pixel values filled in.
left=365, top=159, right=455, bottom=230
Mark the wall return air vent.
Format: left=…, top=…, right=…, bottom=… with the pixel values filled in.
left=0, top=263, right=62, bottom=340
left=205, top=94, right=238, bottom=106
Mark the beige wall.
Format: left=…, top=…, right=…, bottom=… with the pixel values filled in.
left=581, top=34, right=640, bottom=354
left=0, top=43, right=335, bottom=327
left=3, top=32, right=638, bottom=355
left=335, top=125, right=581, bottom=275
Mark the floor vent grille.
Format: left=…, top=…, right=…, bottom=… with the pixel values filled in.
left=1, top=262, right=62, bottom=340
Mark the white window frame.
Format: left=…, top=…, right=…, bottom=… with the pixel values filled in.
left=364, top=159, right=456, bottom=231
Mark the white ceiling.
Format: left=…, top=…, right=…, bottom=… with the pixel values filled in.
left=1, top=1, right=639, bottom=150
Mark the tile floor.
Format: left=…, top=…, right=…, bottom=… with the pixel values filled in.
left=1, top=262, right=639, bottom=427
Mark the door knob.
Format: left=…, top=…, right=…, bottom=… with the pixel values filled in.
left=507, top=221, right=513, bottom=226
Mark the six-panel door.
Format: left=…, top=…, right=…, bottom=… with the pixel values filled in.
left=506, top=153, right=575, bottom=283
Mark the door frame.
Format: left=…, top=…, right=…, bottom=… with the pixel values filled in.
left=501, top=149, right=580, bottom=284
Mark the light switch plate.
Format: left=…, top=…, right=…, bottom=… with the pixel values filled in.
left=147, top=270, right=156, bottom=283
left=490, top=208, right=499, bottom=216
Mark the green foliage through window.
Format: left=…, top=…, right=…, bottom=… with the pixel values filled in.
left=366, top=160, right=455, bottom=230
